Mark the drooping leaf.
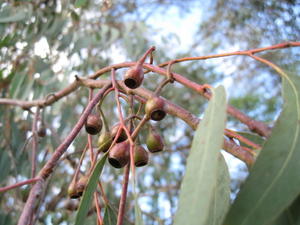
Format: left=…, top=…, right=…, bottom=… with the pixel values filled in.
left=174, top=85, right=227, bottom=225
left=207, top=154, right=231, bottom=225
left=74, top=153, right=108, bottom=225
left=223, top=73, right=300, bottom=225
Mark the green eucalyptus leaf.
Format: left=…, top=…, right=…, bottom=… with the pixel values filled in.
left=223, top=73, right=300, bottom=225
left=207, top=154, right=231, bottom=225
left=75, top=153, right=108, bottom=225
left=269, top=195, right=300, bottom=225
left=174, top=85, right=227, bottom=225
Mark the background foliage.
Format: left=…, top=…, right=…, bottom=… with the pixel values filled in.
left=0, top=0, right=299, bottom=224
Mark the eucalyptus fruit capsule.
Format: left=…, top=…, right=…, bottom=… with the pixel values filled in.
left=145, top=96, right=166, bottom=121
left=85, top=114, right=102, bottom=135
left=134, top=145, right=149, bottom=167
left=97, top=131, right=113, bottom=153
left=110, top=124, right=127, bottom=143
left=68, top=180, right=80, bottom=199
left=76, top=175, right=89, bottom=197
left=146, top=126, right=164, bottom=153
left=108, top=141, right=130, bottom=168
left=124, top=64, right=144, bottom=89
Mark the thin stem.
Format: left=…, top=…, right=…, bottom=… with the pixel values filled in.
left=31, top=107, right=40, bottom=178
left=98, top=182, right=109, bottom=205
left=99, top=107, right=109, bottom=132
left=137, top=46, right=156, bottom=66
left=225, top=129, right=261, bottom=150
left=88, top=88, right=95, bottom=164
left=0, top=178, right=40, bottom=193
left=111, top=69, right=136, bottom=176
left=116, top=164, right=130, bottom=225
left=94, top=192, right=103, bottom=225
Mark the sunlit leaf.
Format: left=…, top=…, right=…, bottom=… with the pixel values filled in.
left=174, top=85, right=227, bottom=225
left=75, top=153, right=108, bottom=225
left=224, top=73, right=300, bottom=225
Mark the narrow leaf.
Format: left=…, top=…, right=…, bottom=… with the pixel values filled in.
left=174, top=85, right=227, bottom=225
left=75, top=153, right=108, bottom=225
left=224, top=73, right=300, bottom=225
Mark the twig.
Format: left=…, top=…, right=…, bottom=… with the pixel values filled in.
left=80, top=78, right=255, bottom=165
left=116, top=164, right=130, bottom=225
left=31, top=107, right=40, bottom=178
left=17, top=83, right=112, bottom=225
left=0, top=178, right=40, bottom=193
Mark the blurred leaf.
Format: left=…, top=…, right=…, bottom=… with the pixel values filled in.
left=9, top=72, right=26, bottom=99
left=207, top=154, right=230, bottom=225
left=0, top=150, right=11, bottom=182
left=174, top=85, right=227, bottom=225
left=45, top=17, right=67, bottom=39
left=58, top=33, right=73, bottom=51
left=135, top=199, right=144, bottom=225
left=103, top=204, right=117, bottom=225
left=75, top=153, right=108, bottom=225
left=0, top=5, right=31, bottom=23
left=224, top=73, right=300, bottom=225
left=75, top=0, right=88, bottom=8
left=0, top=212, right=12, bottom=225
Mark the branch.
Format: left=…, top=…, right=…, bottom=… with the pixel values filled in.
left=78, top=78, right=255, bottom=166
left=0, top=178, right=40, bottom=193
left=17, top=83, right=112, bottom=225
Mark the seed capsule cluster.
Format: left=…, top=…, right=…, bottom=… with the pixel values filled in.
left=68, top=47, right=170, bottom=198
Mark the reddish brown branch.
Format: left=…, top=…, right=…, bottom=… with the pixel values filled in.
left=79, top=78, right=255, bottom=165
left=17, top=83, right=112, bottom=225
left=0, top=178, right=40, bottom=193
